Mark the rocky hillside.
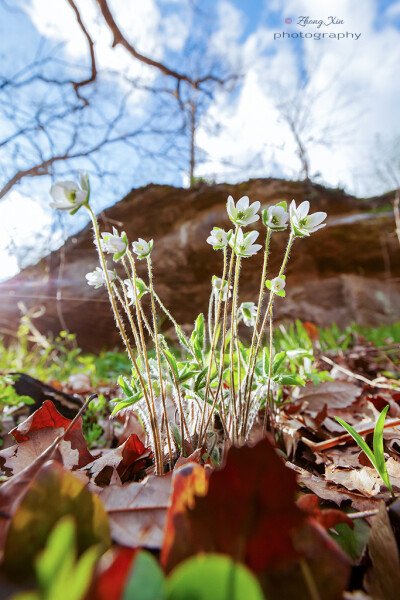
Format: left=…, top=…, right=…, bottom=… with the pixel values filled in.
left=1, top=178, right=399, bottom=351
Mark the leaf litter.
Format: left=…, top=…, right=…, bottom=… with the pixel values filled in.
left=0, top=331, right=400, bottom=597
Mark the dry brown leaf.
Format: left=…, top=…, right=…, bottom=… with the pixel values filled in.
left=325, top=466, right=381, bottom=497
left=99, top=472, right=173, bottom=548
left=79, top=434, right=151, bottom=487
left=364, top=502, right=400, bottom=600
left=287, top=462, right=381, bottom=511
left=0, top=400, right=93, bottom=476
left=314, top=447, right=362, bottom=469
left=0, top=429, right=79, bottom=476
left=324, top=460, right=400, bottom=499
left=294, top=380, right=361, bottom=416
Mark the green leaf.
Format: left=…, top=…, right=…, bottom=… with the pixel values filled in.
left=373, top=405, right=394, bottom=496
left=38, top=518, right=99, bottom=600
left=122, top=550, right=166, bottom=600
left=193, top=338, right=203, bottom=363
left=271, top=351, right=286, bottom=376
left=118, top=375, right=134, bottom=398
left=170, top=423, right=182, bottom=449
left=166, top=554, right=265, bottom=600
left=2, top=462, right=110, bottom=581
left=330, top=520, right=370, bottom=562
left=163, top=349, right=179, bottom=377
left=111, top=392, right=143, bottom=416
left=335, top=417, right=377, bottom=470
left=276, top=375, right=305, bottom=386
left=194, top=367, right=209, bottom=392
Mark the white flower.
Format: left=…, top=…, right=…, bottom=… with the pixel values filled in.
left=227, top=195, right=260, bottom=226
left=212, top=276, right=231, bottom=301
left=289, top=200, right=327, bottom=237
left=100, top=227, right=128, bottom=260
left=124, top=278, right=148, bottom=305
left=239, top=302, right=258, bottom=327
left=229, top=229, right=262, bottom=258
left=49, top=175, right=89, bottom=213
left=262, top=203, right=289, bottom=231
left=132, top=238, right=153, bottom=259
left=85, top=267, right=115, bottom=288
left=266, top=276, right=286, bottom=297
left=207, top=227, right=229, bottom=249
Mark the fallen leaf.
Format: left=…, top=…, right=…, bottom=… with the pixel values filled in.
left=364, top=502, right=400, bottom=600
left=89, top=546, right=138, bottom=600
left=325, top=466, right=382, bottom=497
left=294, top=380, right=361, bottom=415
left=296, top=494, right=354, bottom=531
left=100, top=472, right=173, bottom=549
left=288, top=462, right=381, bottom=511
left=81, top=434, right=152, bottom=487
left=161, top=463, right=208, bottom=571
left=2, top=460, right=110, bottom=580
left=260, top=520, right=351, bottom=600
left=164, top=437, right=305, bottom=573
left=0, top=400, right=94, bottom=475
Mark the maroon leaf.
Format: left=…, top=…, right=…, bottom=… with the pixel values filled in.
left=165, top=437, right=305, bottom=573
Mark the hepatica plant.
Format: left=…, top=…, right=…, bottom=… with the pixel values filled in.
left=50, top=178, right=327, bottom=474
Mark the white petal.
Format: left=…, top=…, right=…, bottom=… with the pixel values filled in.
left=306, top=212, right=327, bottom=228
left=297, top=201, right=310, bottom=218
left=49, top=200, right=72, bottom=211
left=227, top=196, right=235, bottom=216
left=236, top=196, right=249, bottom=210
left=245, top=214, right=260, bottom=224
left=250, top=200, right=260, bottom=213
left=246, top=230, right=259, bottom=244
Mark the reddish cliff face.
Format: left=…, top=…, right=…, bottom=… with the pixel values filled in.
left=1, top=178, right=399, bottom=351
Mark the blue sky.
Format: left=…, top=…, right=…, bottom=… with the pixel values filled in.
left=1, top=0, right=400, bottom=280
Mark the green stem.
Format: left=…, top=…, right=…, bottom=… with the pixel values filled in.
left=147, top=256, right=174, bottom=470
left=242, top=232, right=295, bottom=438
left=198, top=235, right=235, bottom=446
left=241, top=228, right=271, bottom=439
left=86, top=206, right=163, bottom=475
left=125, top=251, right=162, bottom=471
left=230, top=255, right=241, bottom=441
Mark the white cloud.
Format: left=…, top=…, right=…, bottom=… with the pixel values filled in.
left=196, top=0, right=400, bottom=196
left=162, top=13, right=190, bottom=51
left=0, top=190, right=54, bottom=280
left=22, top=0, right=163, bottom=81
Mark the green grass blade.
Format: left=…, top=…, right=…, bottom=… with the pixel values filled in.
left=373, top=405, right=394, bottom=497
left=335, top=417, right=377, bottom=470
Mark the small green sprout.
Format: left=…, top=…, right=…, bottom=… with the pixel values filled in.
left=336, top=405, right=395, bottom=500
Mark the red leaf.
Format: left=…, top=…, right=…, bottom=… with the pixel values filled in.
left=164, top=437, right=305, bottom=573
left=161, top=463, right=208, bottom=571
left=297, top=494, right=354, bottom=531
left=9, top=400, right=93, bottom=469
left=117, top=434, right=151, bottom=482
left=89, top=547, right=138, bottom=600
